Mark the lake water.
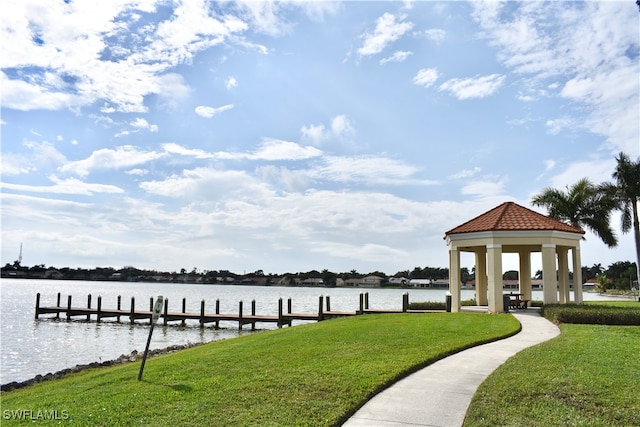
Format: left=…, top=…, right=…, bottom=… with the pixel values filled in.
left=0, top=279, right=624, bottom=384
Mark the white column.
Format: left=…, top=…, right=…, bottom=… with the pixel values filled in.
left=557, top=248, right=569, bottom=304
left=518, top=250, right=532, bottom=302
left=572, top=246, right=584, bottom=304
left=487, top=244, right=504, bottom=313
left=475, top=248, right=488, bottom=306
left=542, top=244, right=558, bottom=304
left=449, top=246, right=461, bottom=312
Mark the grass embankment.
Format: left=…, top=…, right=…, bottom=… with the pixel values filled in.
left=464, top=301, right=640, bottom=427
left=2, top=313, right=519, bottom=426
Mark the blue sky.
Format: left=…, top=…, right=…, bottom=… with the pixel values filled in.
left=1, top=1, right=639, bottom=275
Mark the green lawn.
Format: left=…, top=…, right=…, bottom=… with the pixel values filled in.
left=464, top=322, right=640, bottom=426
left=1, top=313, right=519, bottom=426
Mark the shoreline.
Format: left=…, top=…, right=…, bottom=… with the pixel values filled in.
left=0, top=342, right=205, bottom=393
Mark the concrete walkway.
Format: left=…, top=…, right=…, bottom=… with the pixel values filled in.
left=342, top=310, right=560, bottom=427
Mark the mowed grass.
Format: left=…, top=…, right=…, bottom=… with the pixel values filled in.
left=2, top=313, right=518, bottom=426
left=464, top=314, right=640, bottom=426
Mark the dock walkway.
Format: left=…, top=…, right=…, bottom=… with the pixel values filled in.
left=35, top=292, right=417, bottom=330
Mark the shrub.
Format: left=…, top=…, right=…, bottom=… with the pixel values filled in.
left=408, top=298, right=479, bottom=311
left=541, top=303, right=640, bottom=325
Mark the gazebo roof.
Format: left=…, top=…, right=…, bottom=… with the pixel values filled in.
left=444, top=201, right=584, bottom=236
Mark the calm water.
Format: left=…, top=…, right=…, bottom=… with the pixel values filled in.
left=0, top=279, right=622, bottom=384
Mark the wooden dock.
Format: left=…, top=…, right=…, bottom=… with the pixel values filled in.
left=35, top=292, right=415, bottom=330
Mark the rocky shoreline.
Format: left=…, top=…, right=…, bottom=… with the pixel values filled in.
left=1, top=342, right=203, bottom=393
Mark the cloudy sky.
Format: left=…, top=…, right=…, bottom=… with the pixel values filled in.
left=1, top=0, right=639, bottom=276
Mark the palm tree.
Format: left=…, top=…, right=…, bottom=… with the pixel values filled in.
left=531, top=178, right=618, bottom=247
left=610, top=152, right=640, bottom=285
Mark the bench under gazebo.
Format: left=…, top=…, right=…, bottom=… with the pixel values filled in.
left=444, top=201, right=585, bottom=313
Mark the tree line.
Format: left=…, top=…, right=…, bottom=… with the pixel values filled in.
left=2, top=261, right=636, bottom=291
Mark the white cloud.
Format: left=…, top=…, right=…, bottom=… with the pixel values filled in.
left=412, top=68, right=440, bottom=88
left=331, top=115, right=355, bottom=140
left=301, top=123, right=328, bottom=146
left=438, top=74, right=506, bottom=100
left=380, top=50, right=413, bottom=65
left=130, top=117, right=158, bottom=132
left=311, top=155, right=436, bottom=186
left=300, top=115, right=355, bottom=145
left=358, top=13, right=414, bottom=57
left=226, top=76, right=238, bottom=89
left=422, top=28, right=446, bottom=42
left=448, top=167, right=482, bottom=180
left=1, top=176, right=123, bottom=195
left=471, top=1, right=639, bottom=155
left=1, top=1, right=246, bottom=113
left=250, top=139, right=322, bottom=161
left=59, top=146, right=166, bottom=177
left=195, top=104, right=234, bottom=118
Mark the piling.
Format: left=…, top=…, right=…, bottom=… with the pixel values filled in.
left=278, top=298, right=283, bottom=328
left=117, top=296, right=122, bottom=322
left=318, top=295, right=324, bottom=321
left=35, top=293, right=41, bottom=320
left=251, top=300, right=256, bottom=330
left=130, top=297, right=135, bottom=324
left=200, top=299, right=205, bottom=327
left=181, top=298, right=187, bottom=326
left=163, top=298, right=169, bottom=326
left=86, top=294, right=92, bottom=321
left=97, top=296, right=102, bottom=322
left=66, top=295, right=72, bottom=321
left=326, top=295, right=331, bottom=312
left=238, top=301, right=244, bottom=330
left=56, top=293, right=61, bottom=319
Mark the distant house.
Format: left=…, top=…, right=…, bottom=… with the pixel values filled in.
left=389, top=277, right=409, bottom=286
left=342, top=278, right=363, bottom=287
left=361, top=275, right=384, bottom=287
left=408, top=279, right=431, bottom=288
left=583, top=278, right=598, bottom=289
left=301, top=278, right=324, bottom=286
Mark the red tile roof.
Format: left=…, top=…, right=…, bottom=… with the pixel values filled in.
left=445, top=202, right=585, bottom=236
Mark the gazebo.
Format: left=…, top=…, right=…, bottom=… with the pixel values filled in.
left=444, top=202, right=585, bottom=313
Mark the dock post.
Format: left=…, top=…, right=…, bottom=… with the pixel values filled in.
left=251, top=300, right=256, bottom=330
left=365, top=292, right=369, bottom=310
left=215, top=299, right=220, bottom=329
left=35, top=293, right=41, bottom=320
left=67, top=295, right=72, bottom=321
left=181, top=298, right=186, bottom=327
left=56, top=293, right=61, bottom=319
left=97, top=296, right=102, bottom=322
left=278, top=298, right=283, bottom=328
left=359, top=293, right=364, bottom=315
left=326, top=295, right=331, bottom=312
left=149, top=297, right=153, bottom=322
left=318, top=295, right=324, bottom=321
left=130, top=297, right=135, bottom=324
left=402, top=292, right=409, bottom=312
left=288, top=298, right=292, bottom=314
left=87, top=294, right=92, bottom=321
left=163, top=298, right=168, bottom=326
left=238, top=301, right=243, bottom=330
left=117, top=296, right=121, bottom=322
left=200, top=299, right=205, bottom=328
